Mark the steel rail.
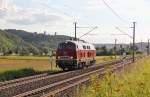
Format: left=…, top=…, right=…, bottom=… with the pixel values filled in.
left=15, top=60, right=131, bottom=97
left=0, top=59, right=123, bottom=97
left=0, top=56, right=143, bottom=97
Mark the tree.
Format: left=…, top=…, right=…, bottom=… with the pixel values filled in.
left=96, top=46, right=108, bottom=56
left=101, top=46, right=108, bottom=55
left=28, top=47, right=40, bottom=55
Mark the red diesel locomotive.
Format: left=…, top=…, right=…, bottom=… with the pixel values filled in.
left=56, top=40, right=96, bottom=70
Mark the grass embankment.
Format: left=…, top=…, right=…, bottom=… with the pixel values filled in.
left=95, top=56, right=119, bottom=64
left=79, top=56, right=150, bottom=97
left=0, top=68, right=38, bottom=81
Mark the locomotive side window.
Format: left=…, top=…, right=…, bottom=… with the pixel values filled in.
left=86, top=46, right=90, bottom=49
left=83, top=45, right=86, bottom=49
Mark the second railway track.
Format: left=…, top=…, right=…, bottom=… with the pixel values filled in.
left=0, top=70, right=63, bottom=87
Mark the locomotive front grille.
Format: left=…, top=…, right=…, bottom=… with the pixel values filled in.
left=56, top=59, right=78, bottom=68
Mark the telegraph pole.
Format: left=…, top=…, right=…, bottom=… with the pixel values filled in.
left=131, top=22, right=136, bottom=62
left=148, top=39, right=150, bottom=55
left=141, top=40, right=143, bottom=52
left=74, top=22, right=77, bottom=41
left=49, top=48, right=53, bottom=70
left=114, top=39, right=117, bottom=59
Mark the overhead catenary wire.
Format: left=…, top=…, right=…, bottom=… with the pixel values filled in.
left=61, top=4, right=79, bottom=21
left=76, top=26, right=98, bottom=28
left=40, top=1, right=100, bottom=40
left=100, top=0, right=128, bottom=24
left=41, top=2, right=94, bottom=28
left=44, top=2, right=96, bottom=27
left=116, top=27, right=133, bottom=39
left=79, top=26, right=98, bottom=39
left=62, top=4, right=94, bottom=26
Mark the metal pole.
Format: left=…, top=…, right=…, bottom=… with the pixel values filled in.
left=148, top=39, right=150, bottom=55
left=141, top=40, right=143, bottom=52
left=50, top=49, right=53, bottom=70
left=132, top=22, right=136, bottom=62
left=114, top=39, right=117, bottom=59
left=75, top=22, right=77, bottom=41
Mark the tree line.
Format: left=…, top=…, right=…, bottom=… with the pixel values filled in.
left=96, top=45, right=142, bottom=56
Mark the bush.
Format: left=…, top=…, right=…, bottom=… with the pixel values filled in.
left=0, top=68, right=38, bottom=81
left=78, top=57, right=150, bottom=97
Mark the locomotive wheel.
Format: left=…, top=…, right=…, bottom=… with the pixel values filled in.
left=62, top=67, right=68, bottom=71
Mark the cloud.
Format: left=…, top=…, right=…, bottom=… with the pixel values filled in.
left=0, top=0, right=73, bottom=26
left=7, top=12, right=63, bottom=25
left=0, top=0, right=8, bottom=18
left=1, top=0, right=150, bottom=43
left=0, top=10, right=6, bottom=18
left=0, top=0, right=16, bottom=18
left=0, top=1, right=67, bottom=26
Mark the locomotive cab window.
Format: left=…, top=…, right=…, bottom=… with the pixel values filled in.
left=58, top=42, right=75, bottom=49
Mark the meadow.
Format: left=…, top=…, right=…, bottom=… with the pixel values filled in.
left=0, top=56, right=116, bottom=73
left=0, top=55, right=117, bottom=81
left=79, top=56, right=150, bottom=97
left=0, top=56, right=56, bottom=73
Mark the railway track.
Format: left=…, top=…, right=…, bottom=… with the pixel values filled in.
left=15, top=62, right=126, bottom=97
left=0, top=57, right=142, bottom=97
left=0, top=73, right=48, bottom=87
left=0, top=70, right=62, bottom=87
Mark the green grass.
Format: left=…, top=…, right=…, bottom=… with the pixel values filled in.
left=95, top=56, right=120, bottom=64
left=0, top=56, right=58, bottom=73
left=79, top=56, right=150, bottom=97
left=0, top=56, right=117, bottom=82
left=0, top=68, right=38, bottom=81
left=0, top=56, right=117, bottom=73
left=0, top=56, right=50, bottom=60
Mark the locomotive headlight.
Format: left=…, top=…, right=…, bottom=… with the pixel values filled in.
left=70, top=56, right=73, bottom=59
left=58, top=56, right=61, bottom=59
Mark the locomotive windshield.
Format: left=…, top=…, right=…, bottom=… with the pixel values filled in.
left=58, top=42, right=75, bottom=49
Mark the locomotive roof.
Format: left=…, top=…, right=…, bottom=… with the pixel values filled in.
left=65, top=40, right=96, bottom=50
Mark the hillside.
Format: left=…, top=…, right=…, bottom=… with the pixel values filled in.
left=0, top=30, right=38, bottom=55
left=0, top=29, right=71, bottom=55
left=5, top=29, right=71, bottom=49
left=0, top=29, right=148, bottom=56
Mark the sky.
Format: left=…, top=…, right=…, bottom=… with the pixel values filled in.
left=0, top=0, right=150, bottom=44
